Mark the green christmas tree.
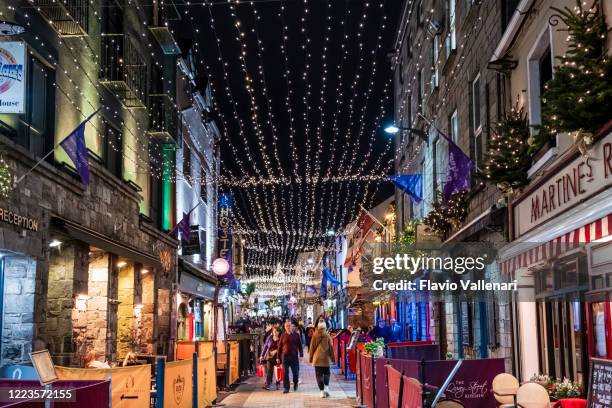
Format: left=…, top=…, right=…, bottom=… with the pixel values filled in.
left=0, top=153, right=12, bottom=199
left=483, top=105, right=531, bottom=194
left=536, top=0, right=612, bottom=149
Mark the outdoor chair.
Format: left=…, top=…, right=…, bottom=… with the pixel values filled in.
left=493, top=372, right=520, bottom=407
left=435, top=399, right=465, bottom=407
left=516, top=382, right=550, bottom=408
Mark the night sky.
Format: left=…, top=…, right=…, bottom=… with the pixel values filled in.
left=174, top=0, right=401, bottom=278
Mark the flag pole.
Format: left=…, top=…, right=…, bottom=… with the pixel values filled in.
left=14, top=108, right=102, bottom=185
left=417, top=112, right=481, bottom=173
left=359, top=204, right=390, bottom=234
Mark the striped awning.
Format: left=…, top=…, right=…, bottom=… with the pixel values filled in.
left=500, top=214, right=612, bottom=274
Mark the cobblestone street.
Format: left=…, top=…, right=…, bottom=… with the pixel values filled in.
left=220, top=354, right=356, bottom=408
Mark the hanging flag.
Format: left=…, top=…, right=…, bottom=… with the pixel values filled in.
left=171, top=212, right=191, bottom=240
left=324, top=268, right=340, bottom=286
left=343, top=208, right=375, bottom=268
left=443, top=141, right=473, bottom=201
left=389, top=174, right=423, bottom=203
left=59, top=110, right=100, bottom=185
left=320, top=270, right=328, bottom=298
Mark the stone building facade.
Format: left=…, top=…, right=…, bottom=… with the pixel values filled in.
left=0, top=0, right=192, bottom=366
left=391, top=0, right=519, bottom=369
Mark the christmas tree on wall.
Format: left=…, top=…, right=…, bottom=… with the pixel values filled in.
left=536, top=0, right=612, bottom=150
left=483, top=105, right=531, bottom=195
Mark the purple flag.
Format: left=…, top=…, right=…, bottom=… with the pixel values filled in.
left=60, top=115, right=94, bottom=185
left=443, top=141, right=473, bottom=201
left=171, top=212, right=191, bottom=240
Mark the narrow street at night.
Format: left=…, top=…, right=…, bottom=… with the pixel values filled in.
left=0, top=0, right=611, bottom=407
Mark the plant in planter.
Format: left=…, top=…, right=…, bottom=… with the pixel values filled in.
left=534, top=0, right=612, bottom=155
left=529, top=373, right=553, bottom=388
left=364, top=337, right=386, bottom=358
left=423, top=191, right=470, bottom=237
left=549, top=378, right=582, bottom=400
left=483, top=106, right=531, bottom=195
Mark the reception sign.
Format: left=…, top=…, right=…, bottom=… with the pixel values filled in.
left=163, top=360, right=193, bottom=408
left=56, top=365, right=150, bottom=408
left=0, top=41, right=26, bottom=114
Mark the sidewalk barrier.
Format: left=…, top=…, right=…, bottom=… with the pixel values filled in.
left=228, top=341, right=240, bottom=385
left=375, top=358, right=419, bottom=408
left=333, top=336, right=339, bottom=366
left=356, top=348, right=361, bottom=400
left=387, top=344, right=440, bottom=360
left=56, top=364, right=150, bottom=408
left=348, top=343, right=365, bottom=375
left=401, top=375, right=422, bottom=408
left=162, top=359, right=193, bottom=408
left=0, top=379, right=110, bottom=408
left=387, top=341, right=433, bottom=347
left=360, top=352, right=376, bottom=408
left=386, top=365, right=403, bottom=408
left=197, top=353, right=217, bottom=408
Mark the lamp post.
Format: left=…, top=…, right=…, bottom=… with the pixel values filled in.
left=384, top=124, right=429, bottom=144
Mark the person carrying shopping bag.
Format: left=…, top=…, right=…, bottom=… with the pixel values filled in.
left=261, top=327, right=281, bottom=390
left=279, top=320, right=303, bottom=393
left=308, top=321, right=335, bottom=398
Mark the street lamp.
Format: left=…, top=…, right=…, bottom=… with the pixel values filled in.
left=384, top=124, right=429, bottom=144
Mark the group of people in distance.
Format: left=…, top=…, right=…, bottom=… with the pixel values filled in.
left=260, top=315, right=335, bottom=398
left=368, top=318, right=402, bottom=343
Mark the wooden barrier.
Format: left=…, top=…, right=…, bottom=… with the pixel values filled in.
left=228, top=341, right=240, bottom=385
left=56, top=365, right=150, bottom=408
left=386, top=365, right=403, bottom=408
left=401, top=376, right=422, bottom=408
left=360, top=352, right=375, bottom=408
left=197, top=354, right=217, bottom=408
left=163, top=360, right=193, bottom=408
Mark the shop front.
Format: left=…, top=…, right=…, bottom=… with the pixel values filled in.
left=499, top=128, right=612, bottom=382
left=176, top=260, right=217, bottom=342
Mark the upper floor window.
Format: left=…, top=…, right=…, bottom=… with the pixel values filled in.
left=449, top=109, right=458, bottom=144
left=417, top=69, right=424, bottom=112
left=431, top=35, right=440, bottom=91
left=434, top=137, right=446, bottom=194
left=183, top=143, right=192, bottom=183
left=0, top=54, right=55, bottom=159
left=103, top=122, right=122, bottom=178
left=417, top=0, right=424, bottom=26
left=472, top=73, right=482, bottom=134
left=527, top=28, right=553, bottom=129
left=446, top=0, right=457, bottom=56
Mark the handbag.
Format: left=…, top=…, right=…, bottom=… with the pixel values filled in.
left=256, top=363, right=264, bottom=378
left=274, top=363, right=284, bottom=382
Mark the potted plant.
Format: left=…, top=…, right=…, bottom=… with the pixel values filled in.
left=549, top=378, right=582, bottom=400
left=364, top=338, right=385, bottom=358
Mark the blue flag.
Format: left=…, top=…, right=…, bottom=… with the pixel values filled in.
left=324, top=268, right=340, bottom=286
left=390, top=174, right=423, bottom=203
left=60, top=112, right=98, bottom=185
left=443, top=141, right=473, bottom=202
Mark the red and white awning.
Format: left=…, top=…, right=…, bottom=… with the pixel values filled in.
left=500, top=214, right=612, bottom=274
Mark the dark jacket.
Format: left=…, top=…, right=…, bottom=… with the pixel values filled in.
left=389, top=324, right=402, bottom=342
left=279, top=331, right=303, bottom=362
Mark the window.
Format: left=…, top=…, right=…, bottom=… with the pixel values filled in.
left=417, top=69, right=424, bottom=112
left=103, top=123, right=122, bottom=177
left=449, top=109, right=458, bottom=144
left=183, top=143, right=191, bottom=183
left=0, top=55, right=55, bottom=158
left=431, top=35, right=440, bottom=91
left=446, top=0, right=457, bottom=56
left=417, top=0, right=424, bottom=26
left=471, top=74, right=483, bottom=165
left=200, top=166, right=208, bottom=202
left=527, top=29, right=553, bottom=129
left=434, top=138, right=445, bottom=193
left=501, top=0, right=520, bottom=31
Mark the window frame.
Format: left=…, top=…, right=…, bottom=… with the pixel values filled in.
left=103, top=121, right=123, bottom=178
left=472, top=73, right=482, bottom=135
left=449, top=109, right=459, bottom=144
left=527, top=27, right=553, bottom=131
left=431, top=35, right=440, bottom=92
left=446, top=0, right=457, bottom=57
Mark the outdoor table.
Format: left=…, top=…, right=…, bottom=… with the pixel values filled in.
left=494, top=387, right=519, bottom=405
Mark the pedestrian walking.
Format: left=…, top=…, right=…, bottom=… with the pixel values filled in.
left=261, top=327, right=281, bottom=390
left=308, top=321, right=335, bottom=398
left=279, top=319, right=303, bottom=393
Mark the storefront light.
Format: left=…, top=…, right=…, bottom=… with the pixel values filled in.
left=141, top=268, right=149, bottom=275
left=49, top=239, right=62, bottom=248
left=117, top=261, right=127, bottom=268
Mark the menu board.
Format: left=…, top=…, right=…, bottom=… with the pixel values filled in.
left=588, top=358, right=612, bottom=408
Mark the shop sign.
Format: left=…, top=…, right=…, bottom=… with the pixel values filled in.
left=0, top=207, right=38, bottom=231
left=513, top=133, right=612, bottom=238
left=0, top=41, right=26, bottom=114
left=217, top=194, right=233, bottom=261
left=587, top=357, right=612, bottom=407
left=181, top=225, right=201, bottom=256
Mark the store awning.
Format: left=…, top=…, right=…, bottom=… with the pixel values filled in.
left=179, top=271, right=216, bottom=300
left=51, top=216, right=163, bottom=269
left=444, top=205, right=506, bottom=243
left=499, top=214, right=612, bottom=274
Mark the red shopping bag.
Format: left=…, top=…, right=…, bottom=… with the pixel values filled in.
left=274, top=364, right=284, bottom=382
left=256, top=364, right=264, bottom=378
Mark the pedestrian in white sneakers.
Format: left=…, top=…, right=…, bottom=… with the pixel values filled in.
left=308, top=321, right=334, bottom=398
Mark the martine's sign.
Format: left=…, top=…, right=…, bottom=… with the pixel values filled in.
left=513, top=133, right=612, bottom=238
left=0, top=41, right=26, bottom=114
